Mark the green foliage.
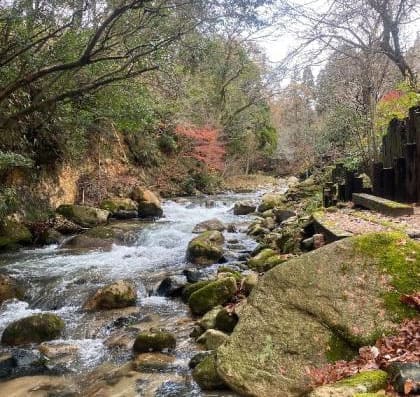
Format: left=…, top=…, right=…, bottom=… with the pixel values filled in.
left=0, top=188, right=18, bottom=218
left=0, top=152, right=33, bottom=171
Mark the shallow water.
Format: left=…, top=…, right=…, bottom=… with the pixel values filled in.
left=0, top=192, right=265, bottom=396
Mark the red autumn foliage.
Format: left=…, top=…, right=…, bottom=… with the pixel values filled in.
left=175, top=124, right=226, bottom=171
left=381, top=90, right=403, bottom=102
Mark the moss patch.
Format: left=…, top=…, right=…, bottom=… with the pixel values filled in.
left=326, top=334, right=359, bottom=362
left=354, top=232, right=420, bottom=320
left=336, top=370, right=388, bottom=391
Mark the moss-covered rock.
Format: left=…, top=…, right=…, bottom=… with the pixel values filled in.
left=182, top=280, right=212, bottom=303
left=198, top=305, right=224, bottom=331
left=257, top=193, right=286, bottom=212
left=100, top=197, right=138, bottom=219
left=61, top=228, right=114, bottom=251
left=242, top=272, right=258, bottom=295
left=215, top=308, right=238, bottom=333
left=309, top=370, right=388, bottom=397
left=1, top=314, right=65, bottom=345
left=192, top=353, right=226, bottom=390
left=0, top=218, right=32, bottom=249
left=216, top=233, right=419, bottom=397
left=247, top=248, right=286, bottom=272
left=83, top=280, right=136, bottom=311
left=0, top=274, right=24, bottom=304
left=56, top=204, right=109, bottom=228
left=188, top=277, right=237, bottom=315
left=187, top=231, right=224, bottom=265
left=197, top=329, right=228, bottom=350
left=130, top=187, right=163, bottom=218
left=133, top=331, right=176, bottom=353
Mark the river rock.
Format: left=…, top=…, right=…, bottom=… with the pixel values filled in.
left=188, top=277, right=237, bottom=315
left=215, top=308, right=238, bottom=333
left=133, top=331, right=176, bottom=353
left=61, top=228, right=114, bottom=251
left=387, top=362, right=420, bottom=394
left=192, top=353, right=226, bottom=390
left=217, top=233, right=419, bottom=397
left=187, top=230, right=224, bottom=265
left=183, top=268, right=207, bottom=283
left=100, top=197, right=138, bottom=219
left=52, top=214, right=83, bottom=235
left=56, top=204, right=110, bottom=227
left=257, top=193, right=286, bottom=212
left=189, top=351, right=213, bottom=369
left=83, top=280, right=137, bottom=311
left=2, top=314, right=65, bottom=346
left=156, top=275, right=188, bottom=297
left=182, top=280, right=212, bottom=302
left=273, top=207, right=296, bottom=223
left=197, top=329, right=228, bottom=350
left=242, top=272, right=258, bottom=295
left=309, top=370, right=388, bottom=396
left=0, top=218, right=32, bottom=250
left=130, top=187, right=163, bottom=218
left=193, top=218, right=226, bottom=233
left=233, top=201, right=256, bottom=215
left=0, top=274, right=24, bottom=304
left=132, top=352, right=175, bottom=371
left=38, top=342, right=79, bottom=359
left=197, top=305, right=224, bottom=331
left=247, top=248, right=286, bottom=272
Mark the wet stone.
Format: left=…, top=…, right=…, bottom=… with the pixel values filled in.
left=388, top=363, right=420, bottom=394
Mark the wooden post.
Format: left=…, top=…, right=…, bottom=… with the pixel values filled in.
left=382, top=168, right=395, bottom=200
left=393, top=157, right=406, bottom=202
left=345, top=171, right=355, bottom=201
left=372, top=162, right=384, bottom=197
left=405, top=143, right=417, bottom=203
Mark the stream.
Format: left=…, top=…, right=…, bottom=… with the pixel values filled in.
left=0, top=191, right=267, bottom=396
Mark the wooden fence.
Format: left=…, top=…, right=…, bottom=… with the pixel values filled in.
left=323, top=105, right=420, bottom=206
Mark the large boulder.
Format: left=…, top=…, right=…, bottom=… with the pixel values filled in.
left=2, top=314, right=65, bottom=345
left=188, top=277, right=237, bottom=315
left=217, top=233, right=420, bottom=397
left=247, top=248, right=286, bottom=272
left=56, top=204, right=109, bottom=228
left=193, top=219, right=226, bottom=234
left=0, top=218, right=32, bottom=250
left=61, top=226, right=115, bottom=251
left=83, top=280, right=136, bottom=311
left=233, top=201, right=256, bottom=215
left=197, top=329, right=228, bottom=350
left=187, top=231, right=225, bottom=265
left=133, top=331, right=176, bottom=353
left=130, top=187, right=163, bottom=218
left=0, top=274, right=24, bottom=304
left=100, top=197, right=138, bottom=219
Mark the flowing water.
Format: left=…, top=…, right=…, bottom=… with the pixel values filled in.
left=0, top=192, right=265, bottom=396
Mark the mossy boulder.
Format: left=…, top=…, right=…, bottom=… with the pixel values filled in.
left=188, top=277, right=237, bottom=315
left=216, top=233, right=419, bottom=397
left=242, top=272, right=258, bottom=295
left=182, top=280, right=211, bottom=302
left=257, top=193, right=286, bottom=212
left=2, top=314, right=65, bottom=345
left=309, top=370, right=388, bottom=397
left=215, top=308, right=238, bottom=333
left=100, top=197, right=138, bottom=219
left=0, top=274, right=24, bottom=304
left=0, top=219, right=32, bottom=249
left=56, top=204, right=110, bottom=228
left=247, top=248, right=286, bottom=272
left=133, top=331, right=176, bottom=353
left=192, top=353, right=226, bottom=390
left=130, top=187, right=163, bottom=218
left=198, top=305, right=224, bottom=331
left=187, top=231, right=224, bottom=265
left=83, top=280, right=136, bottom=311
left=197, top=329, right=228, bottom=350
left=193, top=218, right=226, bottom=233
